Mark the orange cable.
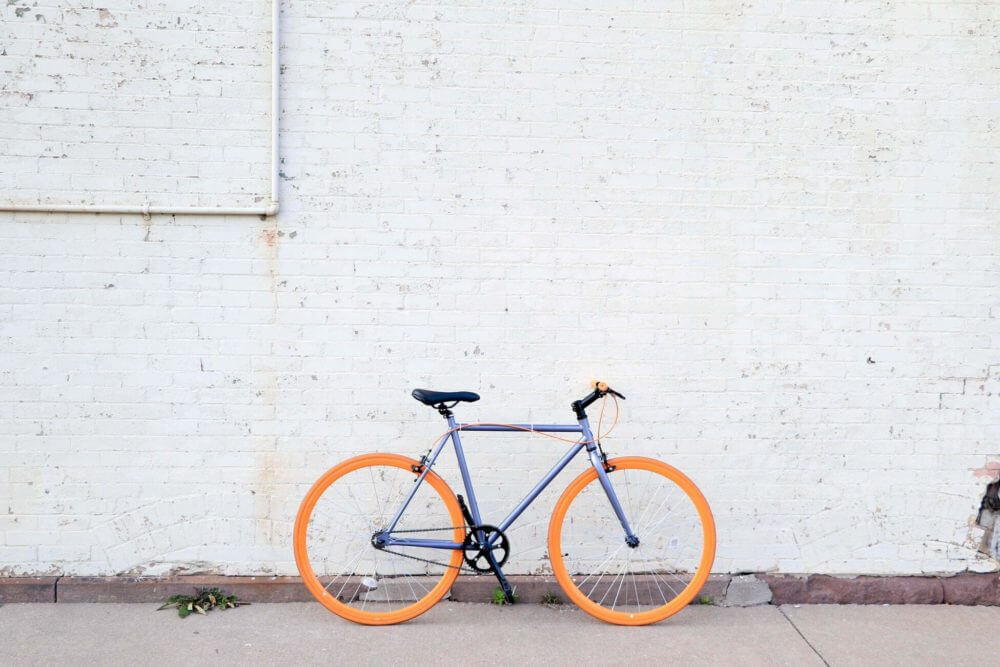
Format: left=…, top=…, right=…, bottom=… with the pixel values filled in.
left=422, top=394, right=620, bottom=454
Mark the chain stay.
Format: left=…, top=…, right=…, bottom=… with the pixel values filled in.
left=374, top=526, right=465, bottom=570
left=375, top=525, right=497, bottom=571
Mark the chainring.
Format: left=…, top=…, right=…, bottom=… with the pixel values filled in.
left=462, top=524, right=510, bottom=572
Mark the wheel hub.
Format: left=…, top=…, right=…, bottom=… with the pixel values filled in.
left=370, top=531, right=388, bottom=549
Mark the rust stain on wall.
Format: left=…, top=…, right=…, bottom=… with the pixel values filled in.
left=973, top=461, right=1000, bottom=479
left=257, top=219, right=280, bottom=321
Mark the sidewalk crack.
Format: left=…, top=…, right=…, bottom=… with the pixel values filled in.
left=778, top=605, right=829, bottom=666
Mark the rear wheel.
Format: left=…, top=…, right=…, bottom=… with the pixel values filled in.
left=293, top=454, right=464, bottom=625
left=548, top=456, right=716, bottom=625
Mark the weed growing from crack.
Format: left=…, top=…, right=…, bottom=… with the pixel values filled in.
left=541, top=591, right=563, bottom=605
left=491, top=587, right=518, bottom=605
left=158, top=587, right=246, bottom=618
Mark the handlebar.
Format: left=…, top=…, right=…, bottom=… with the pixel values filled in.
left=593, top=381, right=626, bottom=400
left=572, top=380, right=625, bottom=418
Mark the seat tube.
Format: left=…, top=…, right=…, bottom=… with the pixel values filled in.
left=580, top=416, right=638, bottom=542
left=449, top=415, right=484, bottom=526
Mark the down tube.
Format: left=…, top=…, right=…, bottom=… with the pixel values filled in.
left=495, top=441, right=586, bottom=538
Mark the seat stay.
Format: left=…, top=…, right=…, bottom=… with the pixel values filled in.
left=383, top=429, right=453, bottom=535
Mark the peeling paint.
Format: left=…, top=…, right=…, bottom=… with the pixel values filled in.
left=96, top=8, right=117, bottom=28
left=973, top=461, right=1000, bottom=479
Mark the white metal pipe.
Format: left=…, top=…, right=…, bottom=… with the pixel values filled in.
left=270, top=0, right=280, bottom=210
left=1, top=204, right=277, bottom=215
left=0, top=0, right=281, bottom=218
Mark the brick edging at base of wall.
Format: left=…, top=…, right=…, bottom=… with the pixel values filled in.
left=1, top=572, right=998, bottom=605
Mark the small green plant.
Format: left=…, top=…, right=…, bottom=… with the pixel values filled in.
left=541, top=591, right=562, bottom=605
left=697, top=594, right=714, bottom=605
left=490, top=587, right=518, bottom=605
left=158, top=587, right=246, bottom=618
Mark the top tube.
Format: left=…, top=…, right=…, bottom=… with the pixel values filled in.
left=456, top=423, right=583, bottom=433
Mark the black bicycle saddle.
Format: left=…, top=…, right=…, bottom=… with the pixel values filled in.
left=411, top=389, right=481, bottom=406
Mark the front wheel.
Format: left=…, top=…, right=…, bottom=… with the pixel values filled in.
left=548, top=456, right=716, bottom=625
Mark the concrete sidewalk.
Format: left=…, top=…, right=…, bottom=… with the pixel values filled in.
left=0, top=602, right=995, bottom=666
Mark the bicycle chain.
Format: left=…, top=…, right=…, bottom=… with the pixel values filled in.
left=373, top=526, right=476, bottom=571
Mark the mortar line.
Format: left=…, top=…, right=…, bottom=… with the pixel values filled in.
left=778, top=605, right=829, bottom=666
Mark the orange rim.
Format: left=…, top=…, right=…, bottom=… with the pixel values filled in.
left=548, top=456, right=716, bottom=625
left=293, top=453, right=464, bottom=625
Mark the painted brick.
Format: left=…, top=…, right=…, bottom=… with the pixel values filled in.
left=1, top=1, right=999, bottom=580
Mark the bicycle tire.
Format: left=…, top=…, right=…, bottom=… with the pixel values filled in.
left=547, top=456, right=716, bottom=625
left=293, top=453, right=464, bottom=625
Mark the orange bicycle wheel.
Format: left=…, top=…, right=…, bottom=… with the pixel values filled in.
left=293, top=453, right=464, bottom=625
left=548, top=456, right=716, bottom=625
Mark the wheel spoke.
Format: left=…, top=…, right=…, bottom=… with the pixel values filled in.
left=633, top=480, right=672, bottom=535
left=577, top=542, right=627, bottom=591
left=648, top=566, right=669, bottom=605
left=651, top=570, right=683, bottom=599
left=368, top=466, right=382, bottom=525
left=611, top=551, right=632, bottom=611
left=332, top=546, right=368, bottom=599
left=598, top=560, right=629, bottom=607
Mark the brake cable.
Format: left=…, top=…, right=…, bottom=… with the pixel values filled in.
left=421, top=393, right=620, bottom=454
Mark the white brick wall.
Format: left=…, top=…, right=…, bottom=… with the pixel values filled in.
left=2, top=1, right=999, bottom=576
left=1, top=0, right=271, bottom=207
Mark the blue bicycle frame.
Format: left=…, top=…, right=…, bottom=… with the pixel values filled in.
left=379, top=413, right=638, bottom=553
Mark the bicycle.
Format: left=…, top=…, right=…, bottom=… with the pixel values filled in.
left=293, top=382, right=716, bottom=625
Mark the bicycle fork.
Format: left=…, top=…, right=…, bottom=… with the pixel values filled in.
left=583, top=422, right=640, bottom=549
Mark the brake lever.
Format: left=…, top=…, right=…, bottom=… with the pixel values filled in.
left=608, top=388, right=626, bottom=400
